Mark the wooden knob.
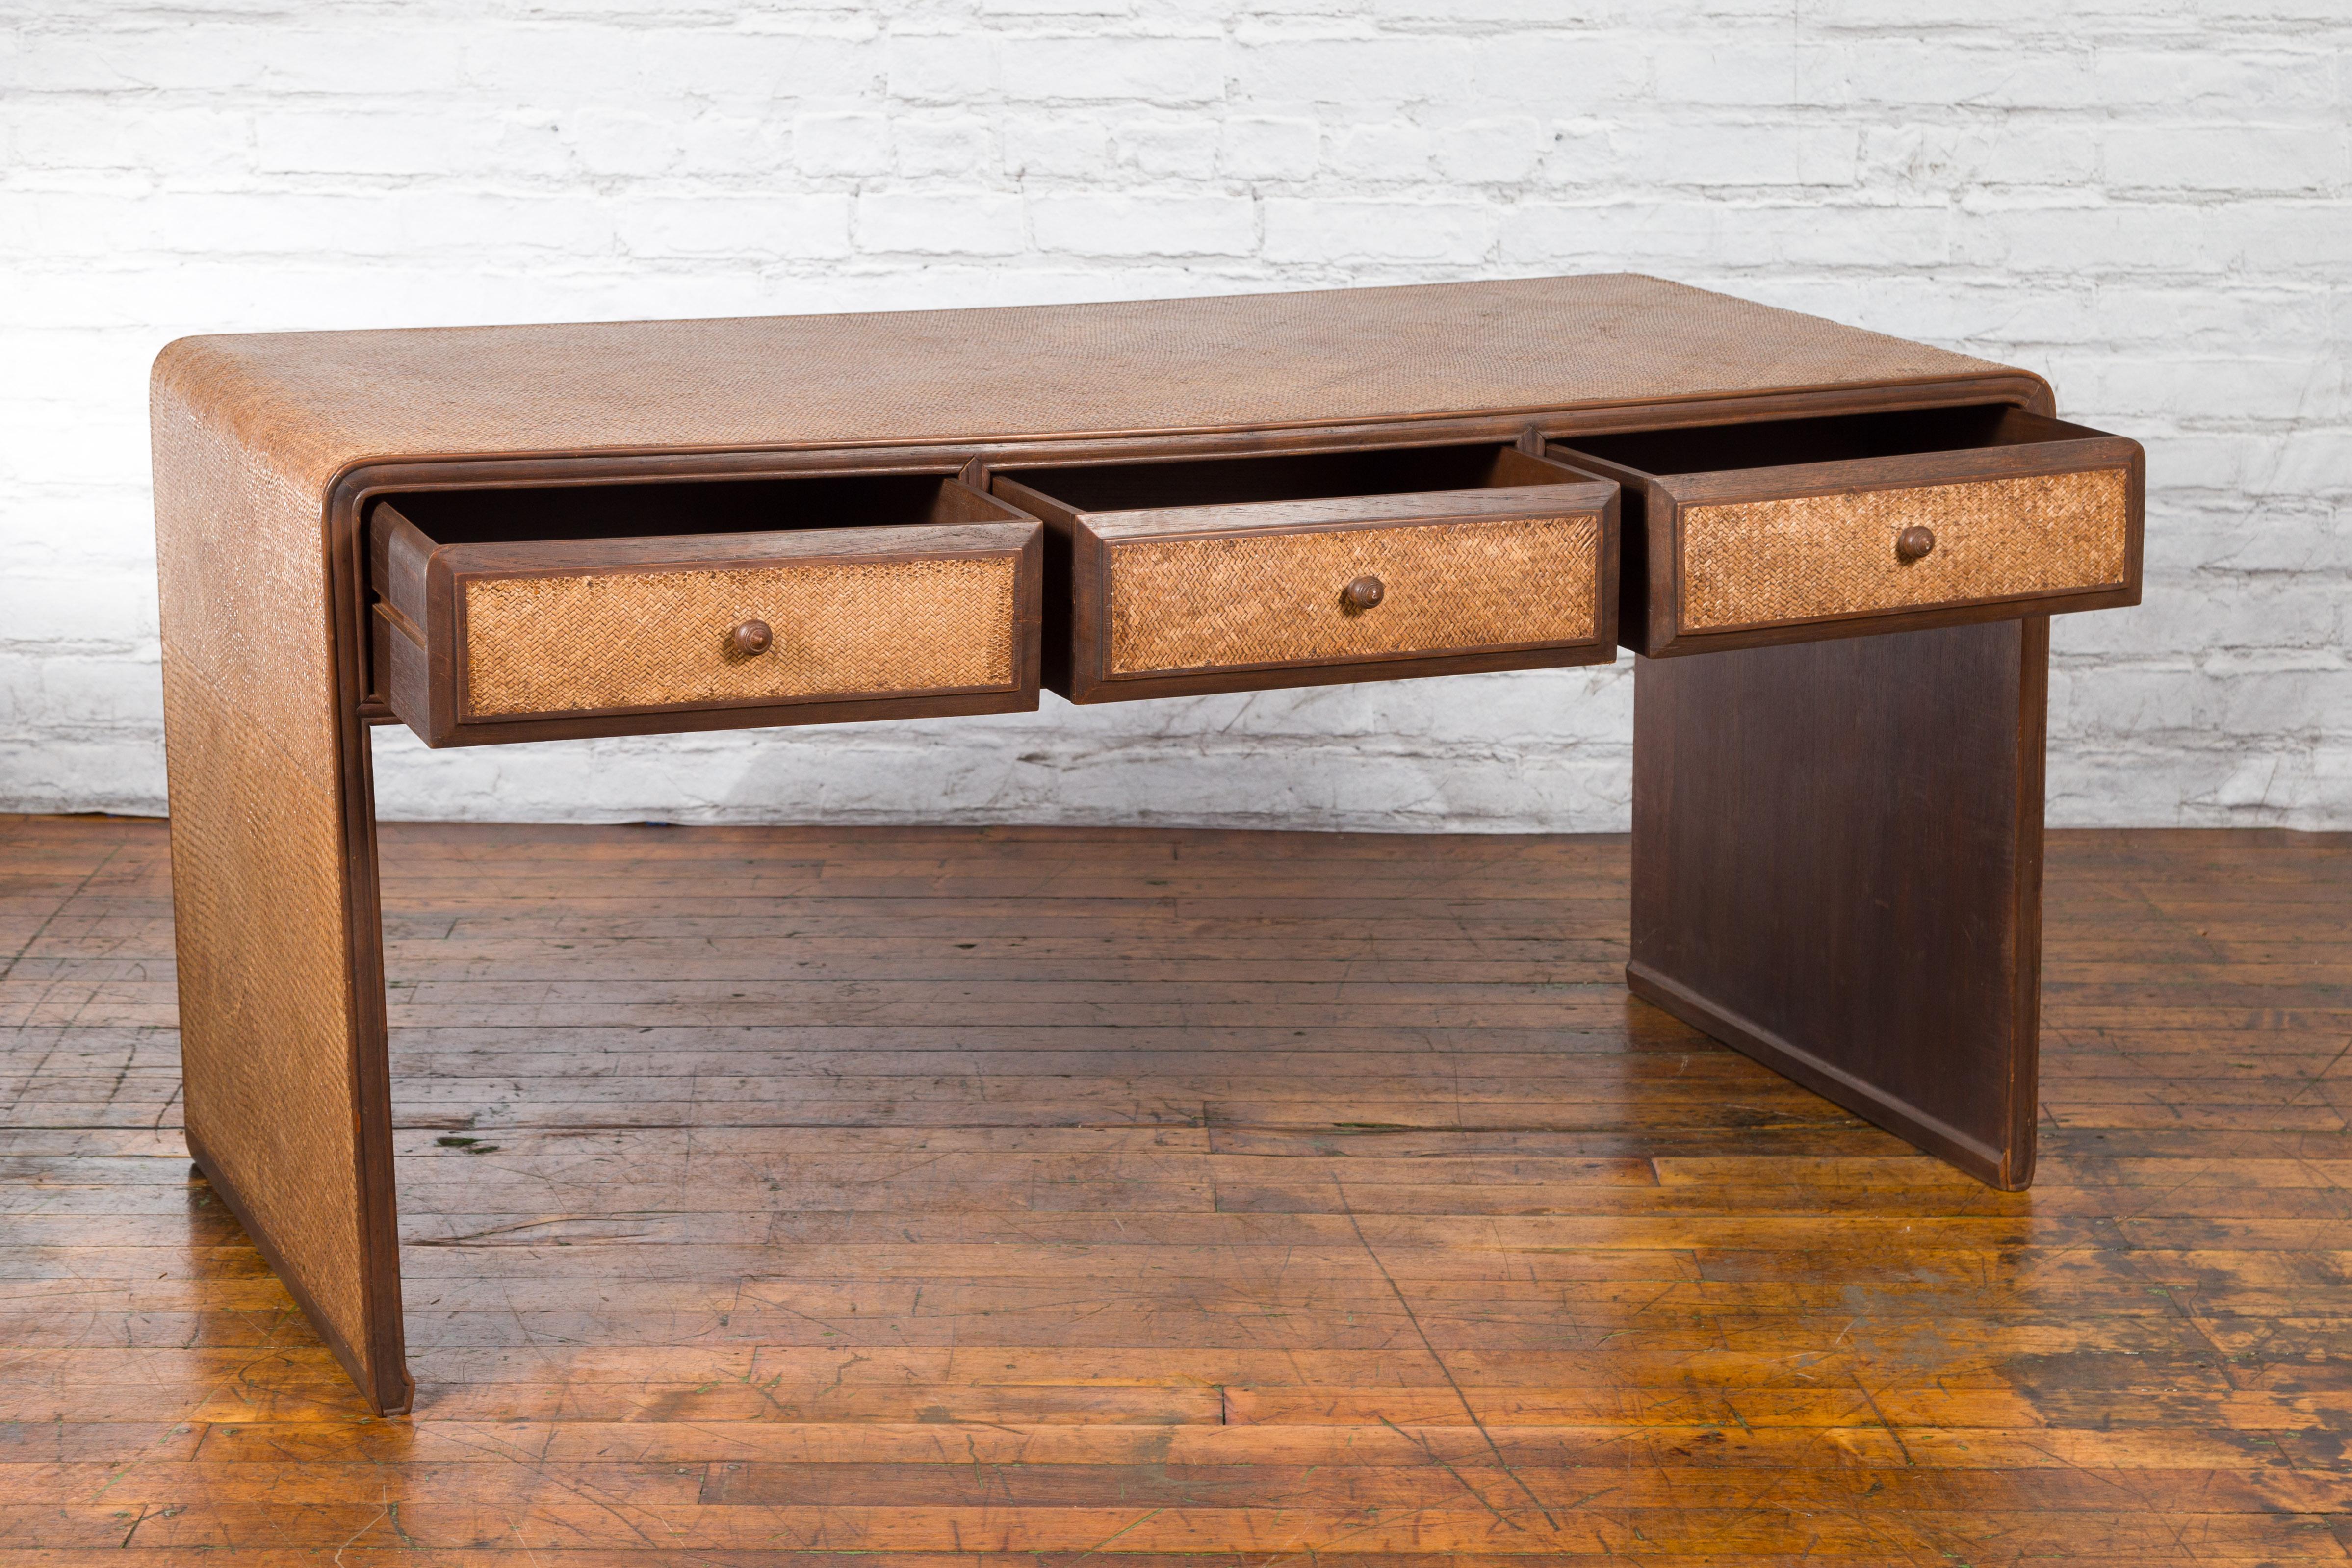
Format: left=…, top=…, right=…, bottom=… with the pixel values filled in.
left=1895, top=526, right=1936, bottom=563
left=730, top=619, right=774, bottom=656
left=1341, top=575, right=1385, bottom=611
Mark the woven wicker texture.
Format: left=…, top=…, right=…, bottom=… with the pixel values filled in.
left=1681, top=468, right=2131, bottom=632
left=151, top=276, right=2018, bottom=505
left=151, top=380, right=377, bottom=1381
left=1107, top=515, right=1600, bottom=676
left=463, top=557, right=1020, bottom=717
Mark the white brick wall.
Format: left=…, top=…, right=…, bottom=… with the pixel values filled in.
left=2, top=1, right=2345, bottom=830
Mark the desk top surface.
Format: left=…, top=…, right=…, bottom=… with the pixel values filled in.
left=152, top=273, right=2019, bottom=492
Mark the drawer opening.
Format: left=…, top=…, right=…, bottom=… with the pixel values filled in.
left=1557, top=404, right=2095, bottom=478
left=993, top=441, right=1568, bottom=513
left=376, top=470, right=999, bottom=547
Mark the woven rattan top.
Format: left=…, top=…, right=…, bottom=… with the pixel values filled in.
left=151, top=273, right=2020, bottom=496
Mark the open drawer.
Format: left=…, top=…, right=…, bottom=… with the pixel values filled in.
left=367, top=472, right=1043, bottom=746
left=989, top=443, right=1618, bottom=702
left=1548, top=405, right=2143, bottom=657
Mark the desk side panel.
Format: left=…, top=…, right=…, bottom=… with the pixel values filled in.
left=151, top=358, right=409, bottom=1413
left=1627, top=618, right=2046, bottom=1188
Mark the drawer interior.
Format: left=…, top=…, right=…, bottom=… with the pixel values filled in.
left=1555, top=405, right=2097, bottom=478
left=994, top=442, right=1574, bottom=514
left=376, top=470, right=1006, bottom=548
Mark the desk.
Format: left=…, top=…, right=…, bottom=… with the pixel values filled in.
left=151, top=274, right=2143, bottom=1415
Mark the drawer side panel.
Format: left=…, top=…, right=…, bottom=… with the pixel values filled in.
left=1681, top=466, right=2129, bottom=632
left=463, top=555, right=1020, bottom=718
left=1106, top=514, right=1599, bottom=677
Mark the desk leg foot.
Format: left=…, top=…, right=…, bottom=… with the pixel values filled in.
left=1628, top=618, right=2049, bottom=1189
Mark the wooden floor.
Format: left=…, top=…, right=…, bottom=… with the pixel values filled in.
left=1, top=816, right=2348, bottom=1564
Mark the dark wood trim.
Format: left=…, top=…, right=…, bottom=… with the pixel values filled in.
left=1661, top=442, right=2135, bottom=509
left=1073, top=483, right=1612, bottom=543
left=452, top=662, right=1034, bottom=730
left=1009, top=522, right=1045, bottom=707
left=2006, top=615, right=2052, bottom=1188
left=1593, top=467, right=1623, bottom=662
left=441, top=521, right=1036, bottom=576
left=344, top=718, right=407, bottom=1409
left=1060, top=641, right=1621, bottom=705
left=372, top=599, right=425, bottom=650
left=405, top=688, right=1041, bottom=749
left=986, top=475, right=1084, bottom=697
left=1593, top=583, right=2137, bottom=659
left=368, top=502, right=440, bottom=734
left=1544, top=451, right=1679, bottom=652
left=2120, top=436, right=2148, bottom=612
left=1654, top=446, right=2137, bottom=520
left=318, top=475, right=413, bottom=1421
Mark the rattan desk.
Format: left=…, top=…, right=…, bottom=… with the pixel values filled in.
left=152, top=274, right=2144, bottom=1414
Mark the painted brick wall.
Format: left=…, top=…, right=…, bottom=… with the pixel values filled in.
left=3, top=2, right=2345, bottom=829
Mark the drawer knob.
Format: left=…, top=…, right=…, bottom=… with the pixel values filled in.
left=1895, top=526, right=1936, bottom=563
left=1341, top=574, right=1386, bottom=612
left=730, top=619, right=774, bottom=656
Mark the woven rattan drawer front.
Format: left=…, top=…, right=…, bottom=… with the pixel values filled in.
left=1682, top=465, right=2131, bottom=632
left=1549, top=406, right=2145, bottom=657
left=1106, top=514, right=1600, bottom=676
left=990, top=447, right=1619, bottom=703
left=369, top=483, right=1044, bottom=746
left=462, top=552, right=1020, bottom=718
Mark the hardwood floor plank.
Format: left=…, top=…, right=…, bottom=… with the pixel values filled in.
left=3, top=817, right=2347, bottom=1559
